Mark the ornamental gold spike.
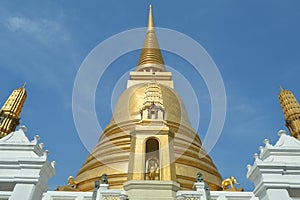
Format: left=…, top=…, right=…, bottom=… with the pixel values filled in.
left=278, top=87, right=300, bottom=140
left=136, top=5, right=165, bottom=72
left=0, top=84, right=27, bottom=138
left=148, top=4, right=154, bottom=30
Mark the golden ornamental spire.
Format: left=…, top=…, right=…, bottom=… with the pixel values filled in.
left=136, top=5, right=165, bottom=72
left=143, top=79, right=164, bottom=109
left=148, top=5, right=154, bottom=30
left=0, top=84, right=27, bottom=138
left=278, top=87, right=300, bottom=140
left=139, top=73, right=165, bottom=121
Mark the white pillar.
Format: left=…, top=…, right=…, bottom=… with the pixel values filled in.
left=264, top=189, right=290, bottom=200
left=9, top=184, right=35, bottom=200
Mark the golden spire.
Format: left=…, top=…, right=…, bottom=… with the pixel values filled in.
left=148, top=4, right=154, bottom=30
left=0, top=84, right=27, bottom=138
left=278, top=88, right=300, bottom=140
left=136, top=5, right=165, bottom=72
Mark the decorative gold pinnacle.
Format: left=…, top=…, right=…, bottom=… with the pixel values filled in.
left=136, top=5, right=165, bottom=72
left=148, top=4, right=154, bottom=30
left=278, top=87, right=300, bottom=140
left=0, top=85, right=27, bottom=138
left=143, top=81, right=164, bottom=109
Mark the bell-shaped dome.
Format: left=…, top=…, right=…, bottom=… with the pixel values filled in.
left=75, top=83, right=222, bottom=191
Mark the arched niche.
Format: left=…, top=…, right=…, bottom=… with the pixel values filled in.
left=145, top=138, right=160, bottom=180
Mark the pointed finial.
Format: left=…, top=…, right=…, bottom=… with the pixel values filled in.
left=22, top=82, right=27, bottom=88
left=136, top=5, right=165, bottom=71
left=253, top=153, right=259, bottom=161
left=280, top=85, right=284, bottom=91
left=19, top=125, right=27, bottom=133
left=264, top=139, right=272, bottom=147
left=148, top=4, right=154, bottom=30
left=278, top=129, right=287, bottom=136
left=246, top=164, right=252, bottom=172
left=51, top=161, right=56, bottom=168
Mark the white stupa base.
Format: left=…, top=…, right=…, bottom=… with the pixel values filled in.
left=124, top=180, right=180, bottom=200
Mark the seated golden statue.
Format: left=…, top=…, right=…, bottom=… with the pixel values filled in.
left=222, top=176, right=243, bottom=191
left=68, top=176, right=78, bottom=187
left=56, top=176, right=80, bottom=191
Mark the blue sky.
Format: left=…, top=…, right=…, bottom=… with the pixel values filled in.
left=0, top=0, right=300, bottom=191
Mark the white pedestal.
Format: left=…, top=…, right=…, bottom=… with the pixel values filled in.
left=247, top=130, right=300, bottom=200
left=124, top=180, right=180, bottom=200
left=0, top=127, right=55, bottom=200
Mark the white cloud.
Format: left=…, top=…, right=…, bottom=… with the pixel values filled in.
left=5, top=16, right=64, bottom=43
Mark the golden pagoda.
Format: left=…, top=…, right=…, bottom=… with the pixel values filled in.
left=75, top=5, right=222, bottom=191
left=278, top=86, right=300, bottom=140
left=0, top=83, right=27, bottom=138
